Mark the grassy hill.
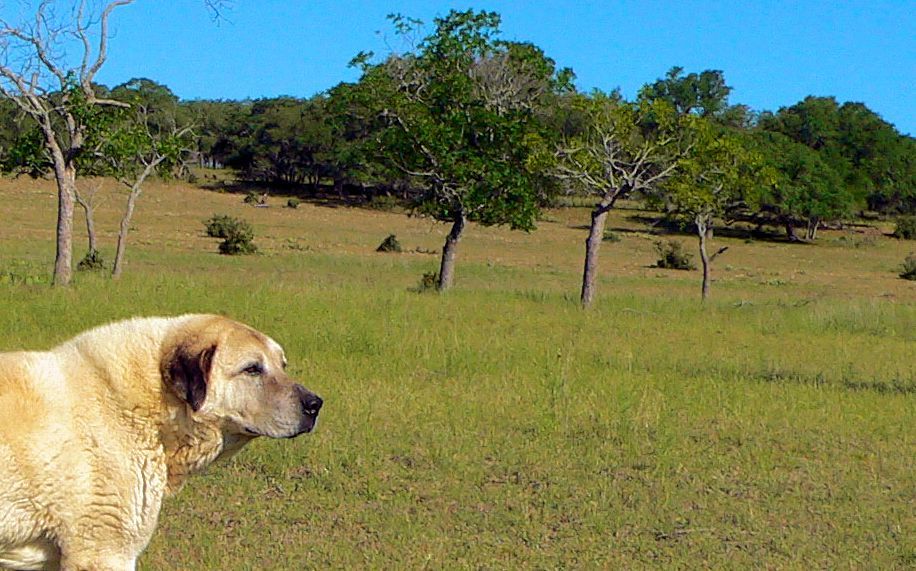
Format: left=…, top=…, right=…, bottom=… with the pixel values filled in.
left=1, top=176, right=913, bottom=568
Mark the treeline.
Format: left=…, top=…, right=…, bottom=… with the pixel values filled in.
left=1, top=21, right=909, bottom=225
left=1, top=9, right=913, bottom=298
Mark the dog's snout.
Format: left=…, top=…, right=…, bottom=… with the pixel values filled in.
left=296, top=385, right=323, bottom=416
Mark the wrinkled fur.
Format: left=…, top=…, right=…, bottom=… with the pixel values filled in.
left=0, top=315, right=319, bottom=571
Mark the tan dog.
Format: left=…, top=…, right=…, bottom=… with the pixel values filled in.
left=0, top=315, right=322, bottom=571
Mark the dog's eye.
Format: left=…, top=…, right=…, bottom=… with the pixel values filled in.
left=243, top=363, right=264, bottom=376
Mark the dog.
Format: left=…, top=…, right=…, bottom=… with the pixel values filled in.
left=0, top=314, right=322, bottom=570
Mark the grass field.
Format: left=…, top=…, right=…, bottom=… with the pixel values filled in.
left=0, top=176, right=914, bottom=569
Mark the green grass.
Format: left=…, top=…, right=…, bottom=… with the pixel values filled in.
left=0, top=177, right=913, bottom=568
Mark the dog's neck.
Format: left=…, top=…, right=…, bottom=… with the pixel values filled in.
left=158, top=403, right=256, bottom=495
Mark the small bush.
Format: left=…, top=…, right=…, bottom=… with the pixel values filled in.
left=376, top=234, right=403, bottom=253
left=77, top=249, right=106, bottom=272
left=655, top=239, right=695, bottom=270
left=416, top=272, right=439, bottom=292
left=243, top=191, right=261, bottom=205
left=367, top=194, right=402, bottom=212
left=901, top=254, right=916, bottom=281
left=287, top=198, right=301, bottom=209
left=602, top=229, right=621, bottom=243
left=203, top=214, right=239, bottom=238
left=893, top=216, right=916, bottom=240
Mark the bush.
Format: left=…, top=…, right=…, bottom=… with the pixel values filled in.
left=202, top=215, right=257, bottom=255
left=417, top=272, right=439, bottom=292
left=203, top=214, right=239, bottom=238
left=602, top=229, right=621, bottom=243
left=243, top=191, right=261, bottom=205
left=287, top=198, right=301, bottom=209
left=893, top=216, right=916, bottom=240
left=367, top=194, right=403, bottom=212
left=655, top=239, right=695, bottom=270
left=376, top=234, right=402, bottom=253
left=77, top=249, right=106, bottom=272
left=901, top=254, right=916, bottom=281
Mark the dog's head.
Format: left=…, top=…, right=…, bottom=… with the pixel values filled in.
left=161, top=316, right=322, bottom=438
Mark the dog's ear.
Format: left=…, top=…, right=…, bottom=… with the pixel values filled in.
left=162, top=340, right=216, bottom=412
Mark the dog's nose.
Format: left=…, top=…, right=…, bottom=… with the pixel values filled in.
left=305, top=394, right=323, bottom=415
left=297, top=388, right=323, bottom=416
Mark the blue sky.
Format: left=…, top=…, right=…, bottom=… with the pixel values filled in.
left=51, top=1, right=916, bottom=134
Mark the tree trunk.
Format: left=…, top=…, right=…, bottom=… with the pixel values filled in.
left=784, top=219, right=799, bottom=242
left=580, top=196, right=616, bottom=308
left=75, top=191, right=98, bottom=254
left=333, top=176, right=345, bottom=198
left=697, top=215, right=711, bottom=302
left=437, top=210, right=466, bottom=292
left=806, top=217, right=820, bottom=241
left=112, top=185, right=142, bottom=279
left=47, top=151, right=77, bottom=286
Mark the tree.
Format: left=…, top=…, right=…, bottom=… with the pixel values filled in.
left=0, top=0, right=229, bottom=285
left=84, top=89, right=192, bottom=278
left=350, top=10, right=571, bottom=291
left=74, top=178, right=103, bottom=261
left=750, top=131, right=850, bottom=240
left=662, top=124, right=769, bottom=300
left=640, top=67, right=732, bottom=119
left=554, top=92, right=691, bottom=307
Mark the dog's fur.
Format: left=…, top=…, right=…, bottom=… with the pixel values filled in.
left=0, top=315, right=322, bottom=571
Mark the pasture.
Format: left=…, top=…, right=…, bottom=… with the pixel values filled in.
left=0, top=176, right=913, bottom=569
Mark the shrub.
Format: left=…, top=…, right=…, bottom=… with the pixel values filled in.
left=376, top=234, right=403, bottom=253
left=655, top=239, right=695, bottom=270
left=243, top=191, right=261, bottom=205
left=367, top=194, right=402, bottom=212
left=287, top=198, right=301, bottom=209
left=77, top=249, right=106, bottom=272
left=602, top=229, right=621, bottom=243
left=219, top=236, right=257, bottom=255
left=203, top=216, right=257, bottom=255
left=901, top=254, right=916, bottom=281
left=893, top=216, right=916, bottom=240
left=417, top=272, right=439, bottom=292
left=203, top=214, right=239, bottom=239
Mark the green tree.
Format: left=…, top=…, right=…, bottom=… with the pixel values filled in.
left=662, top=123, right=769, bottom=300
left=81, top=90, right=193, bottom=278
left=640, top=67, right=732, bottom=119
left=554, top=92, right=691, bottom=307
left=0, top=0, right=229, bottom=285
left=350, top=10, right=572, bottom=291
left=751, top=132, right=851, bottom=240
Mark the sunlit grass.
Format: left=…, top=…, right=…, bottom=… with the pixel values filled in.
left=0, top=176, right=913, bottom=568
